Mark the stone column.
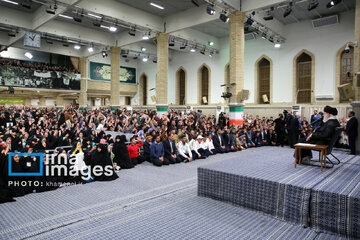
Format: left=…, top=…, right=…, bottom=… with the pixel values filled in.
left=156, top=33, right=169, bottom=117
left=79, top=57, right=87, bottom=110
left=39, top=97, right=46, bottom=107
left=110, top=47, right=121, bottom=110
left=56, top=95, right=64, bottom=109
left=352, top=0, right=360, bottom=154
left=228, top=11, right=246, bottom=126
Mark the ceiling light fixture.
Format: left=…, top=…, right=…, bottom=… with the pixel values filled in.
left=24, top=52, right=33, bottom=59
left=208, top=41, right=214, bottom=46
left=93, top=21, right=101, bottom=27
left=102, top=50, right=108, bottom=57
left=219, top=11, right=229, bottom=23
left=274, top=43, right=281, bottom=48
left=46, top=39, right=53, bottom=44
left=142, top=57, right=148, bottom=62
left=263, top=11, right=273, bottom=21
left=74, top=44, right=81, bottom=50
left=109, top=25, right=117, bottom=32
left=190, top=46, right=196, bottom=52
left=62, top=42, right=69, bottom=47
left=7, top=31, right=16, bottom=37
left=2, top=0, right=18, bottom=5
left=283, top=3, right=293, bottom=18
left=246, top=17, right=254, bottom=25
left=141, top=47, right=146, bottom=52
left=150, top=2, right=164, bottom=9
left=46, top=1, right=57, bottom=14
left=59, top=14, right=72, bottom=20
left=73, top=16, right=82, bottom=23
left=129, top=27, right=136, bottom=36
left=261, top=32, right=267, bottom=39
left=327, top=0, right=342, bottom=8
left=206, top=4, right=216, bottom=15
left=308, top=0, right=319, bottom=11
left=200, top=49, right=205, bottom=55
left=142, top=32, right=149, bottom=40
left=88, top=13, right=102, bottom=19
left=88, top=45, right=94, bottom=53
left=180, top=43, right=187, bottom=50
left=209, top=51, right=214, bottom=57
left=169, top=39, right=175, bottom=47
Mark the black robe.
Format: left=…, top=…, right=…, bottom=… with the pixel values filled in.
left=112, top=136, right=134, bottom=169
left=91, top=144, right=118, bottom=181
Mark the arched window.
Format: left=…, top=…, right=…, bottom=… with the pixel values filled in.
left=258, top=58, right=270, bottom=104
left=340, top=46, right=354, bottom=102
left=295, top=52, right=313, bottom=104
left=198, top=64, right=210, bottom=105
left=176, top=67, right=186, bottom=105
left=125, top=97, right=131, bottom=105
left=139, top=74, right=147, bottom=106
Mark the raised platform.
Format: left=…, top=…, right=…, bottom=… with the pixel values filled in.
left=198, top=147, right=360, bottom=238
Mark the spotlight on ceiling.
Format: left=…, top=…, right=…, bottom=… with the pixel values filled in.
left=153, top=59, right=157, bottom=63
left=142, top=32, right=150, bottom=40
left=74, top=44, right=81, bottom=50
left=327, top=0, right=342, bottom=8
left=261, top=32, right=267, bottom=39
left=208, top=41, right=214, bottom=46
left=200, top=49, right=205, bottom=55
left=128, top=28, right=136, bottom=36
left=62, top=42, right=69, bottom=47
left=274, top=43, right=281, bottom=48
left=191, top=0, right=199, bottom=7
left=109, top=25, right=117, bottom=32
left=46, top=6, right=56, bottom=14
left=268, top=36, right=274, bottom=43
left=190, top=46, right=196, bottom=52
left=263, top=11, right=273, bottom=21
left=308, top=0, right=319, bottom=11
left=141, top=47, right=146, bottom=52
left=93, top=21, right=101, bottom=27
left=21, top=1, right=31, bottom=9
left=142, top=57, right=148, bottom=62
left=219, top=11, right=229, bottom=23
left=102, top=50, right=108, bottom=58
left=73, top=16, right=82, bottom=23
left=7, top=31, right=16, bottom=37
left=2, top=0, right=18, bottom=5
left=169, top=39, right=175, bottom=47
left=206, top=4, right=216, bottom=15
left=24, top=52, right=33, bottom=59
left=246, top=17, right=254, bottom=25
left=150, top=2, right=164, bottom=9
left=180, top=43, right=187, bottom=50
left=209, top=51, right=214, bottom=57
left=283, top=3, right=293, bottom=18
left=88, top=45, right=94, bottom=53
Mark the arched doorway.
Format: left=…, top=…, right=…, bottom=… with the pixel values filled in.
left=198, top=64, right=211, bottom=105
left=293, top=50, right=315, bottom=104
left=176, top=67, right=187, bottom=105
left=336, top=44, right=354, bottom=103
left=139, top=73, right=147, bottom=106
left=255, top=56, right=272, bottom=104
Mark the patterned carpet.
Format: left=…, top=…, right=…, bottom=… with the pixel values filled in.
left=198, top=147, right=360, bottom=239
left=0, top=147, right=354, bottom=240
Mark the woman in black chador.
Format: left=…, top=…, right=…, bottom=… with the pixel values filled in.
left=112, top=135, right=134, bottom=169
left=91, top=144, right=118, bottom=181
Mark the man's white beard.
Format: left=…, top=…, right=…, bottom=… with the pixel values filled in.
left=323, top=115, right=329, bottom=122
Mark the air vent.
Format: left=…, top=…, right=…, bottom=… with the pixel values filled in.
left=245, top=33, right=255, bottom=41
left=312, top=15, right=338, bottom=29
left=315, top=95, right=334, bottom=101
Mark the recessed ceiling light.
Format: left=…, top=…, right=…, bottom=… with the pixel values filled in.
left=150, top=3, right=164, bottom=9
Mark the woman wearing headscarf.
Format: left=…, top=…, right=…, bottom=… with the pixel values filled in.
left=112, top=135, right=134, bottom=169
left=91, top=144, right=118, bottom=181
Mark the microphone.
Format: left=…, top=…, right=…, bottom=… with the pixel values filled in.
left=310, top=116, right=323, bottom=126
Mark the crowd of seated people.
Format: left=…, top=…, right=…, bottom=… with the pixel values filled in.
left=0, top=57, right=80, bottom=73
left=0, top=106, right=351, bottom=203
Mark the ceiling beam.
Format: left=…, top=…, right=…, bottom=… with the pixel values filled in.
left=164, top=4, right=218, bottom=33
left=240, top=0, right=288, bottom=12
left=75, top=0, right=164, bottom=32
left=170, top=28, right=219, bottom=50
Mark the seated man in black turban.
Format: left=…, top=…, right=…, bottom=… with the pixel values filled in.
left=300, top=105, right=340, bottom=164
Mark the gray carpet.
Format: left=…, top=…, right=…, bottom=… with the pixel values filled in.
left=0, top=147, right=350, bottom=240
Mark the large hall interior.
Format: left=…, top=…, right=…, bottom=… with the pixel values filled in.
left=0, top=0, right=360, bottom=239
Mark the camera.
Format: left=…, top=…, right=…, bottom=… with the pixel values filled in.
left=345, top=43, right=350, bottom=53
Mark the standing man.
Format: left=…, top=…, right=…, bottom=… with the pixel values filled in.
left=346, top=111, right=358, bottom=155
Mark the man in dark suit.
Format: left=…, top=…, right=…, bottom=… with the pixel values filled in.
left=346, top=111, right=358, bottom=155
left=222, top=127, right=236, bottom=152
left=212, top=128, right=227, bottom=153
left=163, top=133, right=181, bottom=164
left=301, top=106, right=340, bottom=163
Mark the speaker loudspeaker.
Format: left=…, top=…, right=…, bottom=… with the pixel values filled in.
left=202, top=96, right=208, bottom=104
left=338, top=83, right=354, bottom=100
left=239, top=89, right=250, bottom=101
left=356, top=72, right=360, bottom=87
left=262, top=94, right=269, bottom=103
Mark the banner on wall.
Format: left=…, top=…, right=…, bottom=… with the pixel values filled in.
left=90, top=62, right=136, bottom=84
left=0, top=65, right=81, bottom=90
left=0, top=98, right=25, bottom=105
